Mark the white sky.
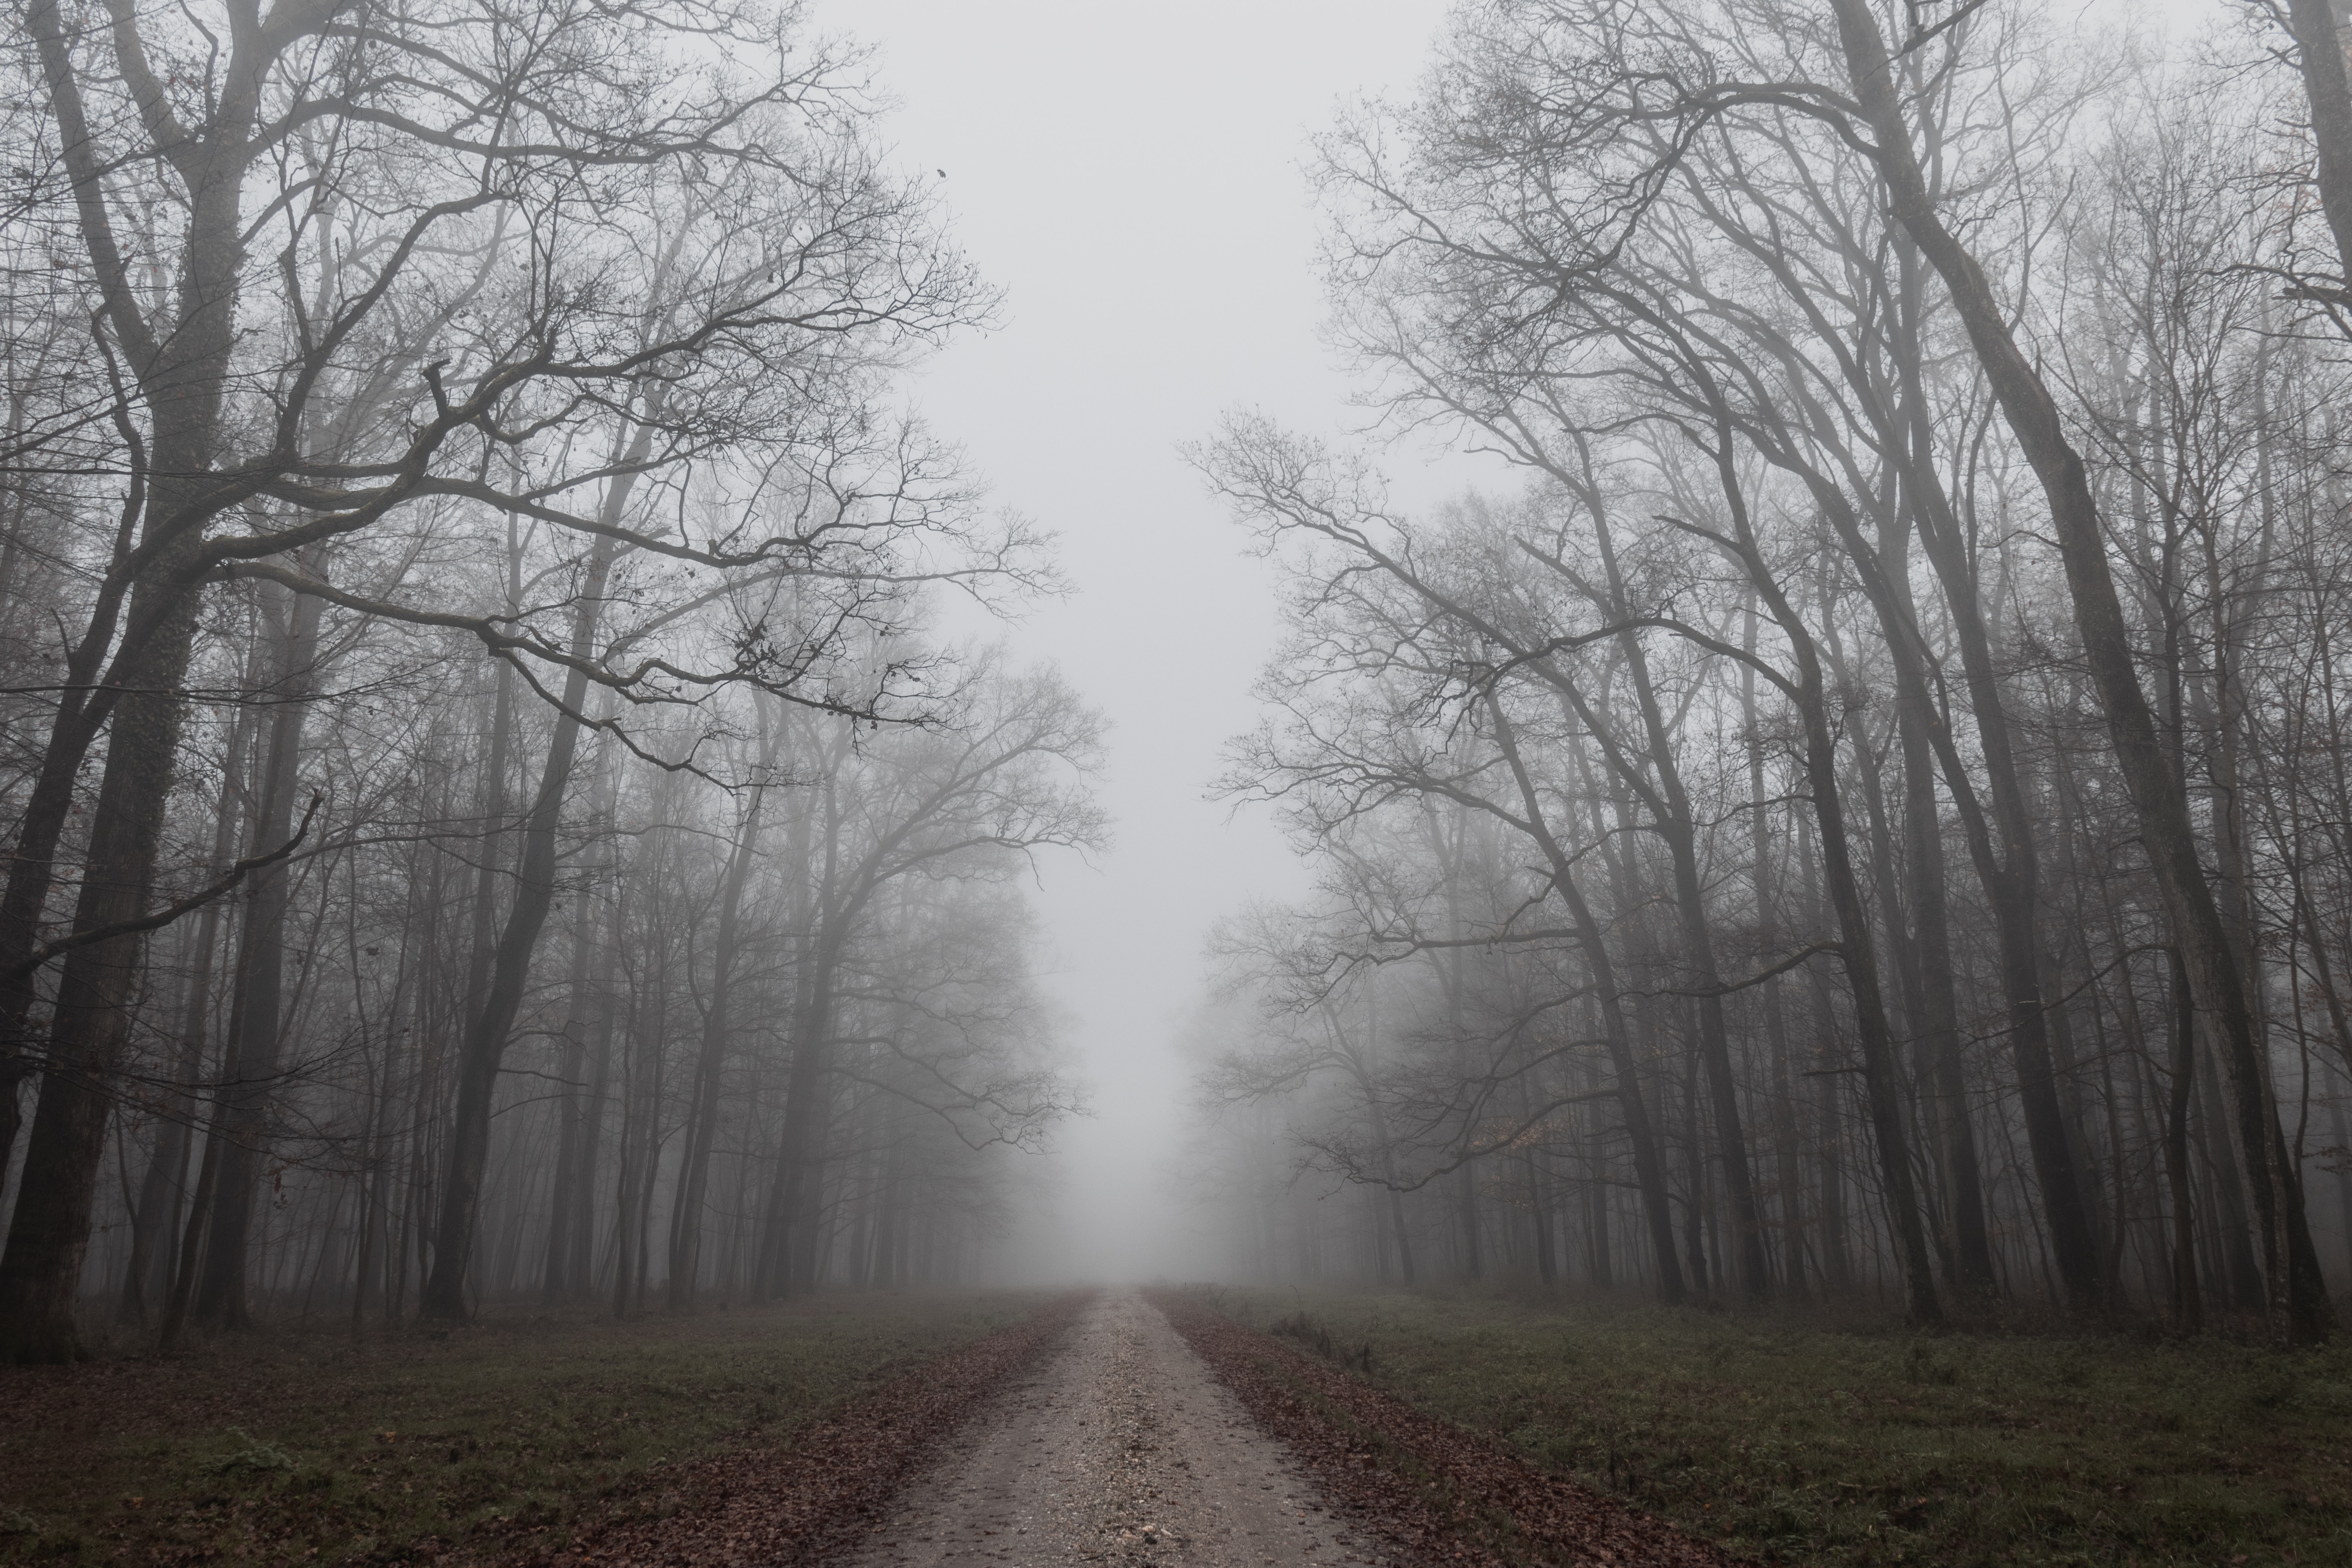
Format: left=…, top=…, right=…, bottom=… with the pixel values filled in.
left=796, top=0, right=1493, bottom=1280
left=811, top=0, right=2215, bottom=1283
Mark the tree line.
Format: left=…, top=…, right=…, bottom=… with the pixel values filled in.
left=0, top=0, right=1102, bottom=1363
left=1187, top=0, right=2352, bottom=1346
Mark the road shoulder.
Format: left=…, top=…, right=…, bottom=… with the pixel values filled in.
left=535, top=1292, right=1087, bottom=1568
left=1148, top=1290, right=1743, bottom=1568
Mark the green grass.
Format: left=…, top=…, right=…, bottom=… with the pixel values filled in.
left=0, top=1291, right=1047, bottom=1568
left=1212, top=1284, right=2352, bottom=1567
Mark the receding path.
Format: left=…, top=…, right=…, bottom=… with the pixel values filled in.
left=838, top=1289, right=1397, bottom=1567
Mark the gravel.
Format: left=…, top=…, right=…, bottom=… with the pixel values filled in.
left=839, top=1289, right=1399, bottom=1567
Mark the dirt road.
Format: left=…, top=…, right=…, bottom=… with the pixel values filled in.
left=839, top=1289, right=1395, bottom=1567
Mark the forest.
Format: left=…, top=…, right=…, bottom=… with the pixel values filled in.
left=7, top=0, right=2352, bottom=1563
left=0, top=0, right=2348, bottom=1458
left=0, top=0, right=1107, bottom=1367
left=1179, top=0, right=2352, bottom=1351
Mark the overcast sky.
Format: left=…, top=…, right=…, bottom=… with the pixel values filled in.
left=793, top=0, right=1506, bottom=1279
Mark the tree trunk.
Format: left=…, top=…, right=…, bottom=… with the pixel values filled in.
left=419, top=428, right=645, bottom=1318
left=0, top=564, right=214, bottom=1363
left=760, top=926, right=844, bottom=1298
left=0, top=0, right=272, bottom=1361
left=1740, top=610, right=1811, bottom=1301
left=1589, top=505, right=1770, bottom=1299
left=1712, top=437, right=1943, bottom=1326
left=116, top=700, right=251, bottom=1326
left=666, top=753, right=774, bottom=1310
left=570, top=899, right=622, bottom=1301
left=193, top=570, right=325, bottom=1327
left=2165, top=951, right=2206, bottom=1332
left=1489, top=697, right=1687, bottom=1301
left=2285, top=0, right=2352, bottom=276
left=540, top=875, right=601, bottom=1304
left=1832, top=0, right=2331, bottom=1343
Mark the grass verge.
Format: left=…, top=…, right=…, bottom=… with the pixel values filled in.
left=0, top=1291, right=1049, bottom=1568
left=1152, top=1288, right=1733, bottom=1568
left=1200, top=1284, right=2352, bottom=1567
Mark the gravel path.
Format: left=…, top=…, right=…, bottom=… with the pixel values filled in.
left=838, top=1289, right=1397, bottom=1568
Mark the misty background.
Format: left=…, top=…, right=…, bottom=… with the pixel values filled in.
left=1, top=0, right=2302, bottom=1352
left=817, top=0, right=1478, bottom=1283
left=11, top=3, right=2352, bottom=1563
left=831, top=0, right=2201, bottom=1285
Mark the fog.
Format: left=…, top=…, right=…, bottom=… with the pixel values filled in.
left=5, top=0, right=2349, bottom=1370
left=801, top=1, right=1485, bottom=1283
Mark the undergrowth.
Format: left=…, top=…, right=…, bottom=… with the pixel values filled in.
left=0, top=1291, right=1044, bottom=1568
left=1209, top=1283, right=2352, bottom=1567
left=1268, top=1310, right=1379, bottom=1374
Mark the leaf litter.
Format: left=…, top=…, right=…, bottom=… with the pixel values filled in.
left=520, top=1293, right=1088, bottom=1568
left=1146, top=1290, right=1743, bottom=1568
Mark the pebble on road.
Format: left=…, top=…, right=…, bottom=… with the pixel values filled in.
left=842, top=1289, right=1397, bottom=1567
